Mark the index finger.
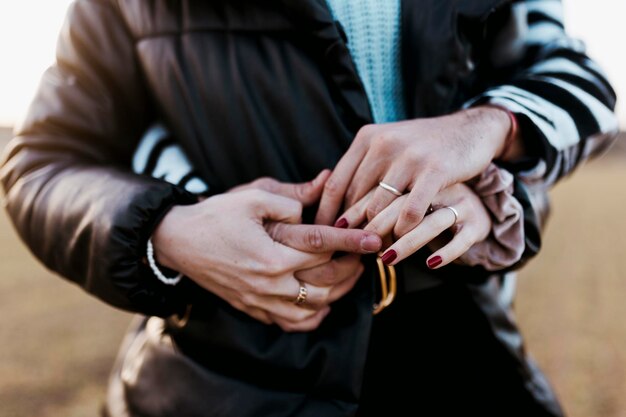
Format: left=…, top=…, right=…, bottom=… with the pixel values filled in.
left=269, top=223, right=382, bottom=254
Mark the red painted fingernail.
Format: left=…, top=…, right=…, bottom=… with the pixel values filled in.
left=427, top=256, right=443, bottom=269
left=381, top=250, right=397, bottom=265
left=334, top=218, right=349, bottom=228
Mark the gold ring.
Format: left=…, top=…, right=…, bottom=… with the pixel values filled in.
left=294, top=282, right=308, bottom=306
left=378, top=181, right=403, bottom=196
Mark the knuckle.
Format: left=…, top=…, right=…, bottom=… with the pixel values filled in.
left=422, top=161, right=445, bottom=180
left=401, top=203, right=423, bottom=224
left=295, top=308, right=316, bottom=322
left=254, top=177, right=275, bottom=190
left=247, top=189, right=269, bottom=206
left=366, top=205, right=380, bottom=221
left=285, top=320, right=314, bottom=333
left=404, top=147, right=424, bottom=164
left=307, top=317, right=324, bottom=331
left=230, top=300, right=245, bottom=312
left=293, top=182, right=309, bottom=202
left=255, top=252, right=285, bottom=276
left=279, top=322, right=297, bottom=333
left=343, top=233, right=361, bottom=253
left=239, top=292, right=257, bottom=308
left=356, top=124, right=375, bottom=141
left=248, top=188, right=265, bottom=199
left=306, top=228, right=325, bottom=251
left=264, top=258, right=286, bottom=276
left=323, top=177, right=342, bottom=196
left=373, top=132, right=392, bottom=146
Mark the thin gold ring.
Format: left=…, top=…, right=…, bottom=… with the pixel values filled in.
left=294, top=282, right=308, bottom=306
left=378, top=181, right=403, bottom=196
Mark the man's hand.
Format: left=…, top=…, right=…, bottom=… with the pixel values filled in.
left=316, top=107, right=512, bottom=239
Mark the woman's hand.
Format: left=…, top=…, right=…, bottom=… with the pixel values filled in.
left=316, top=106, right=511, bottom=239
left=152, top=171, right=382, bottom=332
left=338, top=183, right=492, bottom=269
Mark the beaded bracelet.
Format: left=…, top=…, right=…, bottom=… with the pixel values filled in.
left=146, top=238, right=183, bottom=286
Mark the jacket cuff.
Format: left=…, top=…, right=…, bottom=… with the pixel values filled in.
left=105, top=180, right=198, bottom=317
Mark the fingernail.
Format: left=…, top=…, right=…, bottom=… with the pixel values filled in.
left=427, top=256, right=442, bottom=269
left=334, top=218, right=349, bottom=229
left=360, top=234, right=382, bottom=252
left=381, top=249, right=397, bottom=265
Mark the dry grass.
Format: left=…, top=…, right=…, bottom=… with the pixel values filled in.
left=0, top=212, right=131, bottom=417
left=516, top=156, right=626, bottom=417
left=0, top=127, right=625, bottom=417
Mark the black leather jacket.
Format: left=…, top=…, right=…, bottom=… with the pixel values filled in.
left=0, top=0, right=617, bottom=415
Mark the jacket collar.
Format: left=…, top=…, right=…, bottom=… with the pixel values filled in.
left=277, top=0, right=512, bottom=121
left=278, top=0, right=375, bottom=127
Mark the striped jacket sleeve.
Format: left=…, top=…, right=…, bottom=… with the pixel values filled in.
left=465, top=0, right=619, bottom=187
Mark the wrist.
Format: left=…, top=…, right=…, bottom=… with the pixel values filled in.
left=147, top=238, right=183, bottom=285
left=151, top=204, right=187, bottom=271
left=478, top=104, right=526, bottom=161
left=471, top=105, right=514, bottom=160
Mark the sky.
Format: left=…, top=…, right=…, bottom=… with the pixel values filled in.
left=0, top=1, right=624, bottom=128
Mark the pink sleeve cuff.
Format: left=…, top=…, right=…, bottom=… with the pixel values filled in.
left=460, top=163, right=525, bottom=271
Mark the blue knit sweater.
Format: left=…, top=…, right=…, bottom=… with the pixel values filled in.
left=325, top=0, right=407, bottom=123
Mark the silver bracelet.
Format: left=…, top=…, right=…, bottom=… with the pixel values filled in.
left=146, top=238, right=183, bottom=286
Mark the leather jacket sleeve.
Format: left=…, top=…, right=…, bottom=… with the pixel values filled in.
left=0, top=0, right=197, bottom=317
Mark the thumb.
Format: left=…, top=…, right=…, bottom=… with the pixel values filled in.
left=285, top=169, right=331, bottom=205
left=250, top=170, right=331, bottom=206
left=230, top=170, right=331, bottom=205
left=253, top=190, right=304, bottom=224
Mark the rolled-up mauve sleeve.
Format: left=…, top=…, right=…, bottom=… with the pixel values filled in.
left=0, top=0, right=197, bottom=316
left=465, top=0, right=619, bottom=187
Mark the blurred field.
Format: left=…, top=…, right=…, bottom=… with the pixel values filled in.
left=516, top=151, right=626, bottom=417
left=0, top=127, right=625, bottom=417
